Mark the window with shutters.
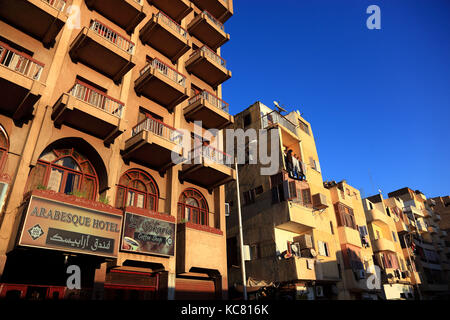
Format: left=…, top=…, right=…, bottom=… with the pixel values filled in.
left=250, top=244, right=260, bottom=260
left=334, top=203, right=357, bottom=230
left=318, top=241, right=329, bottom=257
left=243, top=189, right=256, bottom=206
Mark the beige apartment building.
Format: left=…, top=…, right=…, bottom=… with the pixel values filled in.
left=386, top=188, right=449, bottom=299
left=0, top=0, right=235, bottom=300
left=428, top=196, right=450, bottom=287
left=324, top=180, right=379, bottom=300
left=362, top=193, right=421, bottom=299
left=226, top=101, right=353, bottom=300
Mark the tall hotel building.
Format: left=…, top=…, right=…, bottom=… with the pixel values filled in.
left=0, top=0, right=234, bottom=300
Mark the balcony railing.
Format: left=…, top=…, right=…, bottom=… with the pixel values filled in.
left=132, top=116, right=183, bottom=144
left=198, top=45, right=226, bottom=67
left=69, top=80, right=124, bottom=118
left=261, top=110, right=297, bottom=135
left=90, top=20, right=135, bottom=54
left=140, top=58, right=186, bottom=87
left=191, top=145, right=232, bottom=167
left=203, top=10, right=225, bottom=31
left=156, top=11, right=188, bottom=38
left=42, top=0, right=67, bottom=11
left=188, top=90, right=229, bottom=113
left=0, top=42, right=44, bottom=80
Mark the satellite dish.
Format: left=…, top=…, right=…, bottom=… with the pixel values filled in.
left=273, top=101, right=287, bottom=113
left=291, top=243, right=300, bottom=255
left=310, top=249, right=317, bottom=257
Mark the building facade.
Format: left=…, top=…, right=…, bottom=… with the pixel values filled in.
left=362, top=194, right=419, bottom=299
left=386, top=188, right=449, bottom=299
left=429, top=196, right=450, bottom=287
left=324, top=180, right=379, bottom=300
left=0, top=0, right=234, bottom=300
left=225, top=101, right=344, bottom=300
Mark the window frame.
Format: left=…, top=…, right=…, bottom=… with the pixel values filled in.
left=30, top=148, right=99, bottom=200
left=178, top=188, right=209, bottom=226
left=115, top=169, right=159, bottom=211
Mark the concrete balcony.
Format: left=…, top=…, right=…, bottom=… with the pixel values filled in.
left=52, top=80, right=125, bottom=145
left=277, top=257, right=316, bottom=282
left=439, top=230, right=448, bottom=238
left=180, top=145, right=235, bottom=191
left=338, top=226, right=362, bottom=248
left=403, top=205, right=424, bottom=217
left=433, top=213, right=441, bottom=222
left=134, top=58, right=188, bottom=111
left=85, top=0, right=146, bottom=34
left=191, top=0, right=233, bottom=23
left=273, top=201, right=315, bottom=234
left=0, top=42, right=45, bottom=123
left=139, top=11, right=191, bottom=63
left=366, top=208, right=390, bottom=226
left=147, top=0, right=193, bottom=23
left=185, top=46, right=231, bottom=88
left=395, top=220, right=409, bottom=234
left=372, top=238, right=395, bottom=253
left=69, top=20, right=135, bottom=83
left=261, top=110, right=300, bottom=147
left=188, top=11, right=230, bottom=50
left=184, top=90, right=233, bottom=129
left=0, top=0, right=67, bottom=48
left=122, top=116, right=184, bottom=173
left=176, top=222, right=223, bottom=274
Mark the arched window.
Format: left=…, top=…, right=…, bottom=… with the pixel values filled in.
left=115, top=169, right=158, bottom=211
left=0, top=125, right=9, bottom=172
left=178, top=188, right=209, bottom=226
left=27, top=148, right=98, bottom=200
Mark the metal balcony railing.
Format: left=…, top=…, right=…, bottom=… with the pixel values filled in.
left=156, top=11, right=188, bottom=38
left=188, top=90, right=229, bottom=113
left=0, top=42, right=44, bottom=80
left=90, top=20, right=135, bottom=54
left=203, top=10, right=225, bottom=31
left=42, top=0, right=67, bottom=11
left=140, top=58, right=186, bottom=87
left=132, top=116, right=183, bottom=144
left=190, top=145, right=232, bottom=167
left=261, top=110, right=297, bottom=134
left=69, top=80, right=124, bottom=118
left=197, top=45, right=226, bottom=68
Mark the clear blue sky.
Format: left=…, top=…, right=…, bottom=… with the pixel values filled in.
left=221, top=0, right=450, bottom=198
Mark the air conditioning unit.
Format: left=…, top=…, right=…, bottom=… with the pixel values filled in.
left=312, top=193, right=328, bottom=210
left=224, top=203, right=230, bottom=217
left=294, top=234, right=313, bottom=249
left=315, top=286, right=324, bottom=297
